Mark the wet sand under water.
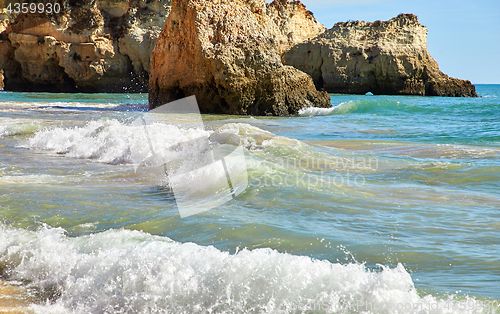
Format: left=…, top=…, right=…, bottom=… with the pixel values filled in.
left=0, top=281, right=32, bottom=314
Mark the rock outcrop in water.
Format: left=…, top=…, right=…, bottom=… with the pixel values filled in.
left=284, top=14, right=477, bottom=97
left=0, top=0, right=171, bottom=92
left=148, top=0, right=331, bottom=116
left=1, top=4, right=476, bottom=100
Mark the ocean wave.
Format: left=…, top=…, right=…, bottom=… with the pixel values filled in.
left=298, top=106, right=339, bottom=116
left=0, top=174, right=69, bottom=184
left=0, top=101, right=148, bottom=112
left=20, top=119, right=211, bottom=165
left=0, top=118, right=46, bottom=138
left=298, top=100, right=427, bottom=117
left=0, top=224, right=486, bottom=314
left=19, top=120, right=290, bottom=165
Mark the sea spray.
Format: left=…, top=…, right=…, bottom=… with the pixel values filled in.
left=1, top=224, right=495, bottom=314
left=21, top=119, right=211, bottom=165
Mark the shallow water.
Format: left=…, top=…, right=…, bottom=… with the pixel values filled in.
left=0, top=86, right=499, bottom=313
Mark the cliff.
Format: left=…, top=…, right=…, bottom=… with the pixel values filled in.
left=148, top=0, right=331, bottom=116
left=1, top=5, right=475, bottom=100
left=284, top=14, right=477, bottom=97
left=0, top=0, right=171, bottom=92
left=266, top=0, right=326, bottom=54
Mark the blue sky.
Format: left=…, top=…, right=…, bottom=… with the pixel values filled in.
left=285, top=0, right=500, bottom=84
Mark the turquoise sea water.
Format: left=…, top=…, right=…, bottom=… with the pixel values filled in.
left=0, top=85, right=499, bottom=313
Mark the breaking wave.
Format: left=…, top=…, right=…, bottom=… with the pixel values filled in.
left=0, top=224, right=488, bottom=314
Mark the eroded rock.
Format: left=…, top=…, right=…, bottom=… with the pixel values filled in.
left=266, top=0, right=326, bottom=54
left=0, top=0, right=171, bottom=92
left=284, top=14, right=477, bottom=97
left=149, top=0, right=331, bottom=116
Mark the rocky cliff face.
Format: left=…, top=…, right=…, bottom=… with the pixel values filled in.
left=0, top=0, right=171, bottom=92
left=266, top=0, right=326, bottom=54
left=284, top=14, right=477, bottom=97
left=2, top=4, right=475, bottom=100
left=148, top=0, right=331, bottom=116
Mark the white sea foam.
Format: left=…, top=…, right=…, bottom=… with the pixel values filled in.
left=0, top=174, right=67, bottom=184
left=0, top=101, right=146, bottom=111
left=298, top=106, right=339, bottom=117
left=210, top=123, right=277, bottom=150
left=21, top=119, right=211, bottom=165
left=0, top=224, right=488, bottom=314
left=298, top=101, right=360, bottom=117
left=21, top=120, right=292, bottom=166
left=0, top=118, right=46, bottom=137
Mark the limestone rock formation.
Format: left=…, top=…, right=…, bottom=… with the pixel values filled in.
left=266, top=0, right=326, bottom=54
left=149, top=0, right=331, bottom=116
left=284, top=14, right=477, bottom=97
left=0, top=0, right=171, bottom=92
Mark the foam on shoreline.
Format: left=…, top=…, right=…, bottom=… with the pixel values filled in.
left=1, top=224, right=496, bottom=314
